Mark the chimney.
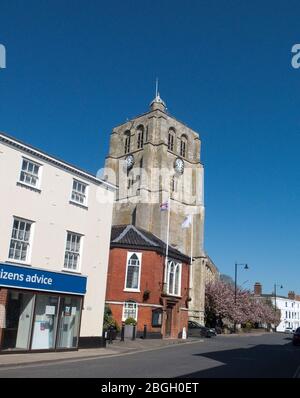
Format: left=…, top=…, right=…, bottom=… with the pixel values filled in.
left=254, top=282, right=262, bottom=296
left=288, top=291, right=295, bottom=300
left=295, top=295, right=300, bottom=302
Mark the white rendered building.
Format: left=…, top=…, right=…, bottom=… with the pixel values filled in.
left=253, top=283, right=300, bottom=332
left=271, top=295, right=300, bottom=332
left=0, top=132, right=115, bottom=352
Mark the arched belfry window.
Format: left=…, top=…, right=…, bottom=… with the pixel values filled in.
left=168, top=128, right=175, bottom=152
left=180, top=135, right=188, bottom=158
left=137, top=125, right=144, bottom=149
left=124, top=130, right=131, bottom=154
left=125, top=252, right=142, bottom=290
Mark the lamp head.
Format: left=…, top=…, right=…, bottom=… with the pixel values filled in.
left=244, top=264, right=249, bottom=270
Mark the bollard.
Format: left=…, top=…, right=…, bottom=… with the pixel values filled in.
left=132, top=324, right=136, bottom=340
left=108, top=328, right=113, bottom=344
left=121, top=323, right=125, bottom=342
left=143, top=324, right=147, bottom=339
left=102, top=329, right=107, bottom=348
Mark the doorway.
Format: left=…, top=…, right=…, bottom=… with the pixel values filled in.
left=31, top=295, right=59, bottom=350
left=165, top=305, right=173, bottom=337
left=56, top=296, right=81, bottom=349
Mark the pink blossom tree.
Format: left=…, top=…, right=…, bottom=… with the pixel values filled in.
left=205, top=280, right=281, bottom=329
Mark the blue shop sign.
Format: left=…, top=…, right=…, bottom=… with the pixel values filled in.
left=0, top=263, right=87, bottom=295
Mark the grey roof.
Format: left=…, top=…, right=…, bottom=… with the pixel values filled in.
left=111, top=225, right=190, bottom=263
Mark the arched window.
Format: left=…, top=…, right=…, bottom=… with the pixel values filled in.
left=175, top=264, right=180, bottom=294
left=180, top=135, right=188, bottom=158
left=166, top=260, right=181, bottom=296
left=168, top=128, right=175, bottom=151
left=125, top=252, right=142, bottom=290
left=122, top=300, right=138, bottom=321
left=124, top=130, right=131, bottom=154
left=137, top=125, right=144, bottom=149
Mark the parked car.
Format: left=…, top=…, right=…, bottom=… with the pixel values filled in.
left=188, top=321, right=216, bottom=338
left=207, top=327, right=218, bottom=336
left=284, top=327, right=295, bottom=334
left=293, top=328, right=300, bottom=346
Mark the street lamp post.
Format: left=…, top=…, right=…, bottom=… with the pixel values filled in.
left=234, top=262, right=249, bottom=333
left=274, top=283, right=283, bottom=332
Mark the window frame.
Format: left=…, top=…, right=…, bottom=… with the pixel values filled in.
left=63, top=231, right=83, bottom=273
left=122, top=300, right=138, bottom=321
left=168, top=129, right=175, bottom=152
left=70, top=178, right=89, bottom=207
left=180, top=135, right=188, bottom=158
left=152, top=308, right=163, bottom=327
left=124, top=251, right=142, bottom=292
left=137, top=125, right=144, bottom=149
left=166, top=259, right=182, bottom=297
left=124, top=131, right=131, bottom=154
left=8, top=217, right=34, bottom=264
left=19, top=157, right=42, bottom=189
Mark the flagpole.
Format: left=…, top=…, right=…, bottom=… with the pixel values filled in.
left=189, top=214, right=194, bottom=296
left=164, top=196, right=171, bottom=285
left=190, top=215, right=193, bottom=265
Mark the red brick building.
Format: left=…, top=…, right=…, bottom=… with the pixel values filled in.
left=105, top=225, right=191, bottom=339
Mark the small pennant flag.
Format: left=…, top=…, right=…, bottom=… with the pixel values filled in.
left=160, top=201, right=169, bottom=211
left=181, top=214, right=192, bottom=228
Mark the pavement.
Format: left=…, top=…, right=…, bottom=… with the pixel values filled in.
left=0, top=336, right=200, bottom=367
left=0, top=331, right=269, bottom=368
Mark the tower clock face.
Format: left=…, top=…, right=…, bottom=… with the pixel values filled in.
left=174, top=157, right=184, bottom=174
left=125, top=154, right=135, bottom=169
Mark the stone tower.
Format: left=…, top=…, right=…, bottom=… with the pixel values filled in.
left=104, top=93, right=206, bottom=323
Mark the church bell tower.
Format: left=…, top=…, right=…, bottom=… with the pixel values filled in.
left=104, top=91, right=206, bottom=323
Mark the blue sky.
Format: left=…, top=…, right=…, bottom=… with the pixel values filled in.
left=0, top=0, right=299, bottom=296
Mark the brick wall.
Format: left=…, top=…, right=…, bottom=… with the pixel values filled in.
left=106, top=249, right=165, bottom=304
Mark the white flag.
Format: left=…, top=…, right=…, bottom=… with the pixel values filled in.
left=181, top=215, right=192, bottom=229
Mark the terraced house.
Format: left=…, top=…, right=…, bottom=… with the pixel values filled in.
left=0, top=132, right=115, bottom=353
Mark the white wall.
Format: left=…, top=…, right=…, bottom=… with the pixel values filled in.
left=0, top=136, right=115, bottom=338
left=272, top=297, right=300, bottom=332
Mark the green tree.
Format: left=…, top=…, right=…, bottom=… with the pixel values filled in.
left=103, top=305, right=120, bottom=332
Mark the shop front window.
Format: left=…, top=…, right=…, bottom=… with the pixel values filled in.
left=56, top=296, right=81, bottom=349
left=0, top=289, right=83, bottom=352
left=0, top=290, right=35, bottom=351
